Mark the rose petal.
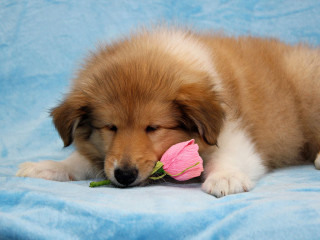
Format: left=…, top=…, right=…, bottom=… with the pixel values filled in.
left=160, top=139, right=196, bottom=168
left=160, top=139, right=204, bottom=181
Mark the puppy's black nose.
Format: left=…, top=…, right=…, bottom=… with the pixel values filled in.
left=114, top=168, right=138, bottom=186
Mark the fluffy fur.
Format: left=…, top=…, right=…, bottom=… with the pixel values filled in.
left=17, top=28, right=320, bottom=197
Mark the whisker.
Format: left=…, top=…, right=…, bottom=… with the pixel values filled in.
left=94, top=169, right=106, bottom=179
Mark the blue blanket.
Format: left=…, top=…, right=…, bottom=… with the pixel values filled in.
left=1, top=1, right=320, bottom=239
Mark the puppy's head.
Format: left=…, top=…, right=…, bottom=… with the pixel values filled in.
left=51, top=39, right=224, bottom=187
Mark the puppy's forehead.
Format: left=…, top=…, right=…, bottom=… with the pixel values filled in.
left=85, top=57, right=180, bottom=105
left=92, top=98, right=178, bottom=127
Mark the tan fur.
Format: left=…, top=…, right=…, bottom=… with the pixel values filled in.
left=51, top=29, right=320, bottom=186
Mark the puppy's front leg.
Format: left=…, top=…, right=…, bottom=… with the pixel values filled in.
left=202, top=120, right=267, bottom=197
left=16, top=151, right=102, bottom=181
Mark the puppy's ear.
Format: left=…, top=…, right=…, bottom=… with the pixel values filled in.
left=50, top=94, right=89, bottom=147
left=175, top=83, right=224, bottom=145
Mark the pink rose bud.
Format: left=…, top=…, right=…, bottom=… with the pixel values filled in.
left=160, top=139, right=204, bottom=181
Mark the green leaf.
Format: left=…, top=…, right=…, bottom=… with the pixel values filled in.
left=150, top=161, right=164, bottom=175
left=149, top=173, right=167, bottom=180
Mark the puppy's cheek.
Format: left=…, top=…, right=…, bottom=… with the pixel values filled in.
left=151, top=129, right=191, bottom=158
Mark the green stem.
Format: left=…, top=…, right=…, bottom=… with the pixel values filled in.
left=89, top=179, right=111, bottom=187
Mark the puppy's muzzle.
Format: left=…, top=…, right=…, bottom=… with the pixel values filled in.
left=114, top=168, right=138, bottom=186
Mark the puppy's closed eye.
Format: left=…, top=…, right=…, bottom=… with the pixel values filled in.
left=145, top=125, right=159, bottom=133
left=105, top=124, right=118, bottom=132
left=90, top=123, right=118, bottom=132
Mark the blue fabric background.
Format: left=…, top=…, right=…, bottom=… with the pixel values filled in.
left=1, top=1, right=320, bottom=239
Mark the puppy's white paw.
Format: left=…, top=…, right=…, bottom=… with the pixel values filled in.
left=202, top=171, right=254, bottom=197
left=16, top=160, right=73, bottom=181
left=315, top=154, right=320, bottom=170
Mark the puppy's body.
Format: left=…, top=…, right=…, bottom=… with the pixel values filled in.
left=17, top=29, right=320, bottom=197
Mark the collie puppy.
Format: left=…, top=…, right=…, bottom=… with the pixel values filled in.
left=17, top=28, right=320, bottom=197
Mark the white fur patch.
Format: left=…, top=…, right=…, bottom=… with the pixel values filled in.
left=202, top=119, right=267, bottom=197
left=16, top=160, right=73, bottom=181
left=16, top=151, right=99, bottom=181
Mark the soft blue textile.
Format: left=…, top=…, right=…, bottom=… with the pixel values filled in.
left=1, top=1, right=320, bottom=239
